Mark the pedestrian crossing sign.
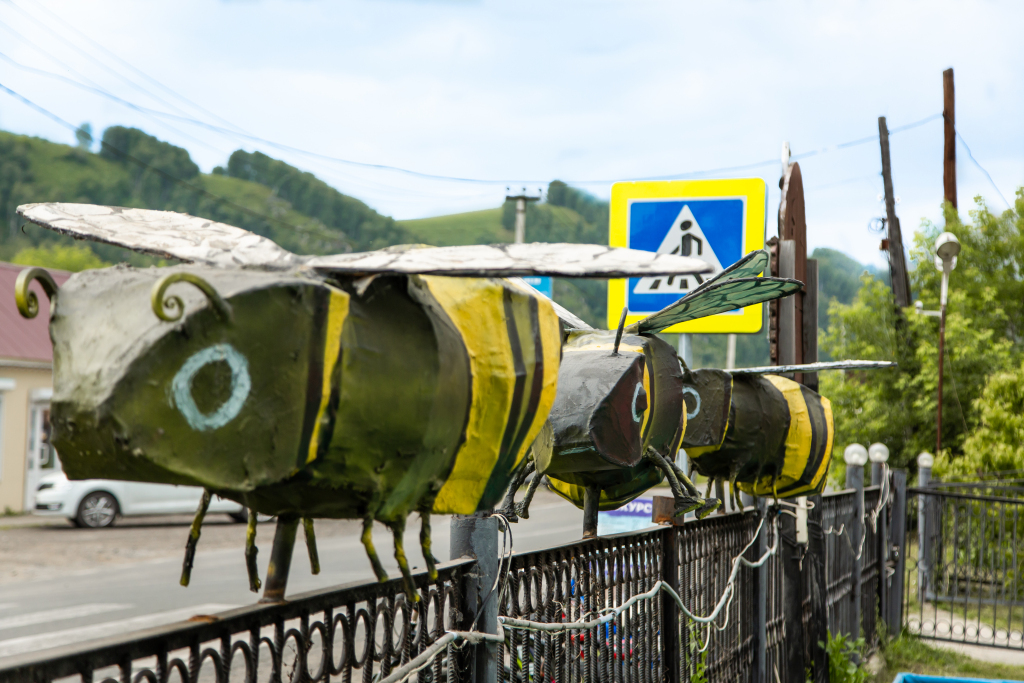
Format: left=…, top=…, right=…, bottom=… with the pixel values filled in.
left=608, top=178, right=767, bottom=333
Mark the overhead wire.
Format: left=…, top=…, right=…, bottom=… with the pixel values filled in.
left=0, top=80, right=349, bottom=249
left=0, top=23, right=229, bottom=156
left=9, top=0, right=248, bottom=135
left=956, top=131, right=1013, bottom=210
left=0, top=12, right=945, bottom=192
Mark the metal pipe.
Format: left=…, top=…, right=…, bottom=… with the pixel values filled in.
left=261, top=515, right=300, bottom=603
left=937, top=265, right=950, bottom=453
left=582, top=485, right=600, bottom=538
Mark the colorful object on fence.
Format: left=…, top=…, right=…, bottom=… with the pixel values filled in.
left=682, top=369, right=835, bottom=500
left=14, top=201, right=716, bottom=600
left=608, top=178, right=768, bottom=333
left=596, top=496, right=655, bottom=535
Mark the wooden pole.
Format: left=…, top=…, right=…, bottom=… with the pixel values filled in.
left=878, top=117, right=912, bottom=308
left=943, top=68, right=957, bottom=209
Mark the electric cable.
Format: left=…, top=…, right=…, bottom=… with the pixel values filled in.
left=0, top=80, right=348, bottom=248
left=956, top=131, right=1013, bottom=211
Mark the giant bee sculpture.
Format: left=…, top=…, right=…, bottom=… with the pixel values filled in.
left=13, top=202, right=797, bottom=601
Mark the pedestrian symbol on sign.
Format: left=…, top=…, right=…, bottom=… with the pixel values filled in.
left=632, top=204, right=724, bottom=295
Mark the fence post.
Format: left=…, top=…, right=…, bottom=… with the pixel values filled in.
left=780, top=508, right=805, bottom=683
left=752, top=499, right=768, bottom=682
left=868, top=444, right=890, bottom=642
left=806, top=494, right=829, bottom=683
left=661, top=526, right=680, bottom=683
left=845, top=445, right=866, bottom=640
left=917, top=452, right=934, bottom=603
left=451, top=513, right=500, bottom=683
left=888, top=470, right=907, bottom=634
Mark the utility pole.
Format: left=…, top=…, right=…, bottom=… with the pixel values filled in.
left=505, top=188, right=541, bottom=244
left=943, top=68, right=957, bottom=209
left=878, top=117, right=912, bottom=308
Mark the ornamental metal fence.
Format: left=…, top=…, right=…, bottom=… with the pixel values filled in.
left=904, top=483, right=1024, bottom=652
left=0, top=465, right=902, bottom=683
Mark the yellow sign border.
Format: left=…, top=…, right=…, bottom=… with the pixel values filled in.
left=607, top=178, right=767, bottom=333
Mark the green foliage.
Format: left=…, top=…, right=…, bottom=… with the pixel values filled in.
left=874, top=633, right=1024, bottom=681
left=0, top=127, right=381, bottom=265
left=224, top=149, right=407, bottom=252
left=12, top=243, right=109, bottom=272
left=399, top=208, right=509, bottom=246
left=75, top=123, right=92, bottom=151
left=685, top=621, right=708, bottom=683
left=938, top=360, right=1024, bottom=478
left=821, top=631, right=868, bottom=683
left=821, top=193, right=1022, bottom=474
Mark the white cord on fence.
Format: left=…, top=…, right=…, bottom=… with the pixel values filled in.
left=383, top=510, right=779, bottom=683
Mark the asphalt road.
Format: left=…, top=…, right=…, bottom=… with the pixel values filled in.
left=0, top=489, right=585, bottom=661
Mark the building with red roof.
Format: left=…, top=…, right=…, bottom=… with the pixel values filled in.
left=0, top=262, right=72, bottom=512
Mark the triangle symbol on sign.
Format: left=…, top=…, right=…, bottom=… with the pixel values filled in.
left=633, top=204, right=724, bottom=295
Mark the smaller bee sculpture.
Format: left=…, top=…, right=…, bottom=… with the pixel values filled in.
left=500, top=250, right=894, bottom=534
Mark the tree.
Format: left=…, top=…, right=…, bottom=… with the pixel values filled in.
left=820, top=191, right=1023, bottom=477
left=75, top=123, right=92, bottom=151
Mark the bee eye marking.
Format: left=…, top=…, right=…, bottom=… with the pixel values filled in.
left=683, top=387, right=701, bottom=420
left=631, top=382, right=647, bottom=423
left=172, top=343, right=251, bottom=431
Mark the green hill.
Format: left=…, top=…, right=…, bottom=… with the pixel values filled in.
left=0, top=125, right=883, bottom=350
left=0, top=127, right=399, bottom=264
left=399, top=208, right=509, bottom=246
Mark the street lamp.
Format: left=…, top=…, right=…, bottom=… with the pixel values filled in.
left=933, top=232, right=960, bottom=454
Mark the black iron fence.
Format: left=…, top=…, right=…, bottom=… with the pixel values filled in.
left=0, top=560, right=471, bottom=683
left=904, top=483, right=1024, bottom=651
left=0, top=469, right=902, bottom=683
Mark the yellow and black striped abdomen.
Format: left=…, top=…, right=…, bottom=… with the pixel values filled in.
left=735, top=375, right=834, bottom=498
left=424, top=276, right=561, bottom=515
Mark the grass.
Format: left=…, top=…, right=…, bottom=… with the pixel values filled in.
left=874, top=633, right=1024, bottom=681
left=398, top=207, right=510, bottom=246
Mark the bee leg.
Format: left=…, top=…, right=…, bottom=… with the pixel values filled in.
left=261, top=515, right=300, bottom=603
left=673, top=463, right=721, bottom=519
left=646, top=448, right=713, bottom=518
left=180, top=489, right=212, bottom=587
left=245, top=509, right=261, bottom=593
left=390, top=519, right=419, bottom=602
left=514, top=472, right=545, bottom=520
left=419, top=511, right=438, bottom=582
left=361, top=516, right=389, bottom=583
left=302, top=518, right=320, bottom=575
left=730, top=474, right=741, bottom=511
left=498, top=459, right=535, bottom=522
left=705, top=477, right=714, bottom=500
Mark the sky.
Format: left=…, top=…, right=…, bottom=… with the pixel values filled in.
left=0, top=0, right=1020, bottom=267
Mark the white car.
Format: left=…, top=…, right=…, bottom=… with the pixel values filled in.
left=32, top=471, right=247, bottom=528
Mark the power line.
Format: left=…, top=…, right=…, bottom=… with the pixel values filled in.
left=955, top=131, right=1013, bottom=210
left=9, top=0, right=248, bottom=135
left=0, top=23, right=228, bottom=156
left=0, top=80, right=350, bottom=248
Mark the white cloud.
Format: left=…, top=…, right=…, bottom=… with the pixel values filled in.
left=0, top=0, right=1019, bottom=266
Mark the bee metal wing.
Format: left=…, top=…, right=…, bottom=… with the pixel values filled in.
left=730, top=360, right=898, bottom=374
left=17, top=203, right=302, bottom=270
left=306, top=243, right=713, bottom=280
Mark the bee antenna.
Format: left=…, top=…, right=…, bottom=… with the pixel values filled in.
left=612, top=306, right=628, bottom=355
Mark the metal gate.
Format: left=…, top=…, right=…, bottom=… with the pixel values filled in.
left=905, top=484, right=1024, bottom=651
